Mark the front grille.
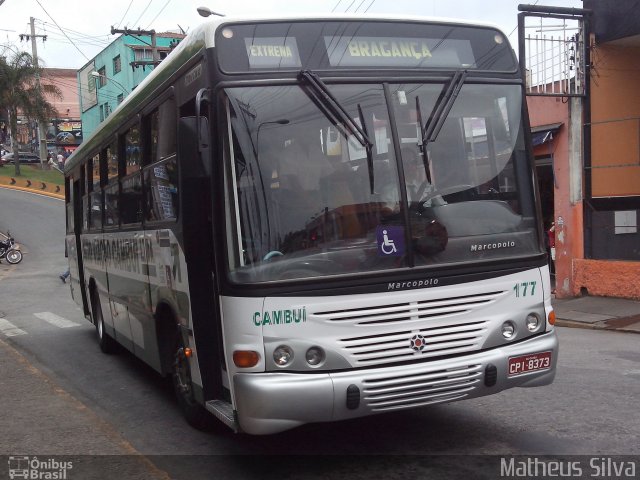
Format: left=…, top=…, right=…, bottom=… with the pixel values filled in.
left=339, top=320, right=488, bottom=364
left=314, top=291, right=504, bottom=326
left=362, top=364, right=482, bottom=411
left=310, top=289, right=507, bottom=367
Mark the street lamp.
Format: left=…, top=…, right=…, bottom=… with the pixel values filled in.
left=197, top=6, right=225, bottom=17
left=90, top=71, right=128, bottom=94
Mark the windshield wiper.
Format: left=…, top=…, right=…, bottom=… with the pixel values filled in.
left=420, top=69, right=468, bottom=145
left=299, top=70, right=375, bottom=194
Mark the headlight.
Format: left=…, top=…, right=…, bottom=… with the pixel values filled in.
left=501, top=321, right=516, bottom=339
left=526, top=313, right=541, bottom=331
left=305, top=347, right=325, bottom=366
left=273, top=345, right=294, bottom=366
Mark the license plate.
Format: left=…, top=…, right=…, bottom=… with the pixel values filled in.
left=508, top=351, right=552, bottom=376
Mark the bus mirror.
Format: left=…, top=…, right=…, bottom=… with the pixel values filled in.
left=178, top=116, right=211, bottom=178
left=198, top=116, right=211, bottom=176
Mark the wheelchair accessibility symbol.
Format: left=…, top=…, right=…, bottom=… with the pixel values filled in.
left=377, top=226, right=404, bottom=257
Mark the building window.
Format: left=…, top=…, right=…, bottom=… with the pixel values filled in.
left=134, top=48, right=153, bottom=61
left=97, top=66, right=107, bottom=88
left=87, top=72, right=95, bottom=92
left=614, top=211, right=638, bottom=235
left=99, top=105, right=104, bottom=122
left=113, top=55, right=121, bottom=74
left=117, top=93, right=124, bottom=104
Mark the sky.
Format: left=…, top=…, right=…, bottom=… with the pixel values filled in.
left=0, top=0, right=583, bottom=70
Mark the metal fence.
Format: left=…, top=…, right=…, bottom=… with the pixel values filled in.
left=518, top=8, right=586, bottom=97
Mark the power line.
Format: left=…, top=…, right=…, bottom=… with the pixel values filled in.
left=35, top=20, right=111, bottom=43
left=343, top=0, right=357, bottom=12
left=508, top=0, right=540, bottom=38
left=145, top=0, right=173, bottom=30
left=115, top=0, right=135, bottom=29
left=38, top=32, right=110, bottom=49
left=331, top=0, right=343, bottom=12
left=131, top=0, right=154, bottom=28
left=363, top=0, right=376, bottom=13
left=33, top=0, right=90, bottom=61
left=353, top=0, right=367, bottom=13
left=37, top=30, right=111, bottom=49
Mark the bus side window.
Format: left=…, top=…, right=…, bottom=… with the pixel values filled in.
left=104, top=183, right=120, bottom=227
left=143, top=158, right=178, bottom=222
left=65, top=176, right=74, bottom=234
left=142, top=97, right=178, bottom=223
left=121, top=125, right=143, bottom=226
left=146, top=98, right=176, bottom=164
left=103, top=141, right=120, bottom=228
left=81, top=163, right=89, bottom=232
left=90, top=153, right=102, bottom=230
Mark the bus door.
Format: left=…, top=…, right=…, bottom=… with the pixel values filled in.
left=70, top=176, right=89, bottom=315
left=176, top=86, right=225, bottom=402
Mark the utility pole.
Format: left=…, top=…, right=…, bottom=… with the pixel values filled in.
left=27, top=17, right=48, bottom=168
left=110, top=27, right=160, bottom=70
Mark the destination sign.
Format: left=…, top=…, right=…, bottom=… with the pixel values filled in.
left=325, top=36, right=474, bottom=68
left=216, top=21, right=517, bottom=73
left=245, top=37, right=301, bottom=68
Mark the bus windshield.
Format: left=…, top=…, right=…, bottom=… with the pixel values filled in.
left=224, top=82, right=539, bottom=283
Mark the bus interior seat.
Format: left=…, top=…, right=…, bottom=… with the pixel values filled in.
left=317, top=152, right=369, bottom=239
left=271, top=141, right=318, bottom=241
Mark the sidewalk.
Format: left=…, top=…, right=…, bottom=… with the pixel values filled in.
left=0, top=336, right=169, bottom=478
left=552, top=295, right=640, bottom=333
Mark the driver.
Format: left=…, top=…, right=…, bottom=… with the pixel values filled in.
left=402, top=147, right=431, bottom=203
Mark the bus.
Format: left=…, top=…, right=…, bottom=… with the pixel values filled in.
left=64, top=14, right=558, bottom=435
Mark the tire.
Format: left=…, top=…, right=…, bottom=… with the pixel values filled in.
left=6, top=249, right=22, bottom=264
left=172, top=336, right=216, bottom=430
left=92, top=290, right=116, bottom=354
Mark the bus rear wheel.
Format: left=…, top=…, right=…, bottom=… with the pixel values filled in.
left=172, top=337, right=215, bottom=430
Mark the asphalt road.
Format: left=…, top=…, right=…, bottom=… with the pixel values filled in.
left=0, top=188, right=638, bottom=479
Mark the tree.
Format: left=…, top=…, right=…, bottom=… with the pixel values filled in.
left=0, top=51, right=61, bottom=176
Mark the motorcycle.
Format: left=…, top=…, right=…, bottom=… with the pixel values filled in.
left=0, top=232, right=23, bottom=264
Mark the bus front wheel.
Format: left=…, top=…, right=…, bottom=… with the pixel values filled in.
left=92, top=289, right=116, bottom=354
left=172, top=337, right=215, bottom=430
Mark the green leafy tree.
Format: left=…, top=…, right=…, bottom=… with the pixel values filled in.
left=0, top=51, right=61, bottom=175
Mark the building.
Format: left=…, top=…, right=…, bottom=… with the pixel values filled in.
left=42, top=68, right=82, bottom=156
left=5, top=67, right=82, bottom=157
left=77, top=31, right=185, bottom=140
left=525, top=1, right=640, bottom=300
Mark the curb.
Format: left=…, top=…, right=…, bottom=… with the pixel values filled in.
left=0, top=179, right=64, bottom=199
left=556, top=318, right=640, bottom=334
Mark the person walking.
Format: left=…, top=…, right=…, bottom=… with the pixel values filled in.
left=59, top=268, right=70, bottom=283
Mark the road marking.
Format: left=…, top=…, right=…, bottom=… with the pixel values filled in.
left=34, top=312, right=81, bottom=328
left=0, top=318, right=27, bottom=337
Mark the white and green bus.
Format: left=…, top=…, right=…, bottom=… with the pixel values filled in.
left=64, top=14, right=557, bottom=435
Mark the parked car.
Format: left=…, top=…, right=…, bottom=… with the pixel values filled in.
left=0, top=152, right=42, bottom=165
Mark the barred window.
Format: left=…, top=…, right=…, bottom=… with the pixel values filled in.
left=97, top=66, right=106, bottom=87
left=113, top=55, right=121, bottom=74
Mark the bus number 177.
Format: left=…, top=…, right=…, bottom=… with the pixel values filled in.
left=513, top=281, right=536, bottom=297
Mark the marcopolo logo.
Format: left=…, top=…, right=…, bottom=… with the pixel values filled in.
left=388, top=278, right=439, bottom=291
left=8, top=456, right=73, bottom=479
left=470, top=241, right=516, bottom=252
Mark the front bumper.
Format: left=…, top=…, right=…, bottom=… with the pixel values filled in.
left=234, top=330, right=558, bottom=435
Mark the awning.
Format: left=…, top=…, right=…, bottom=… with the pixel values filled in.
left=531, top=122, right=563, bottom=147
